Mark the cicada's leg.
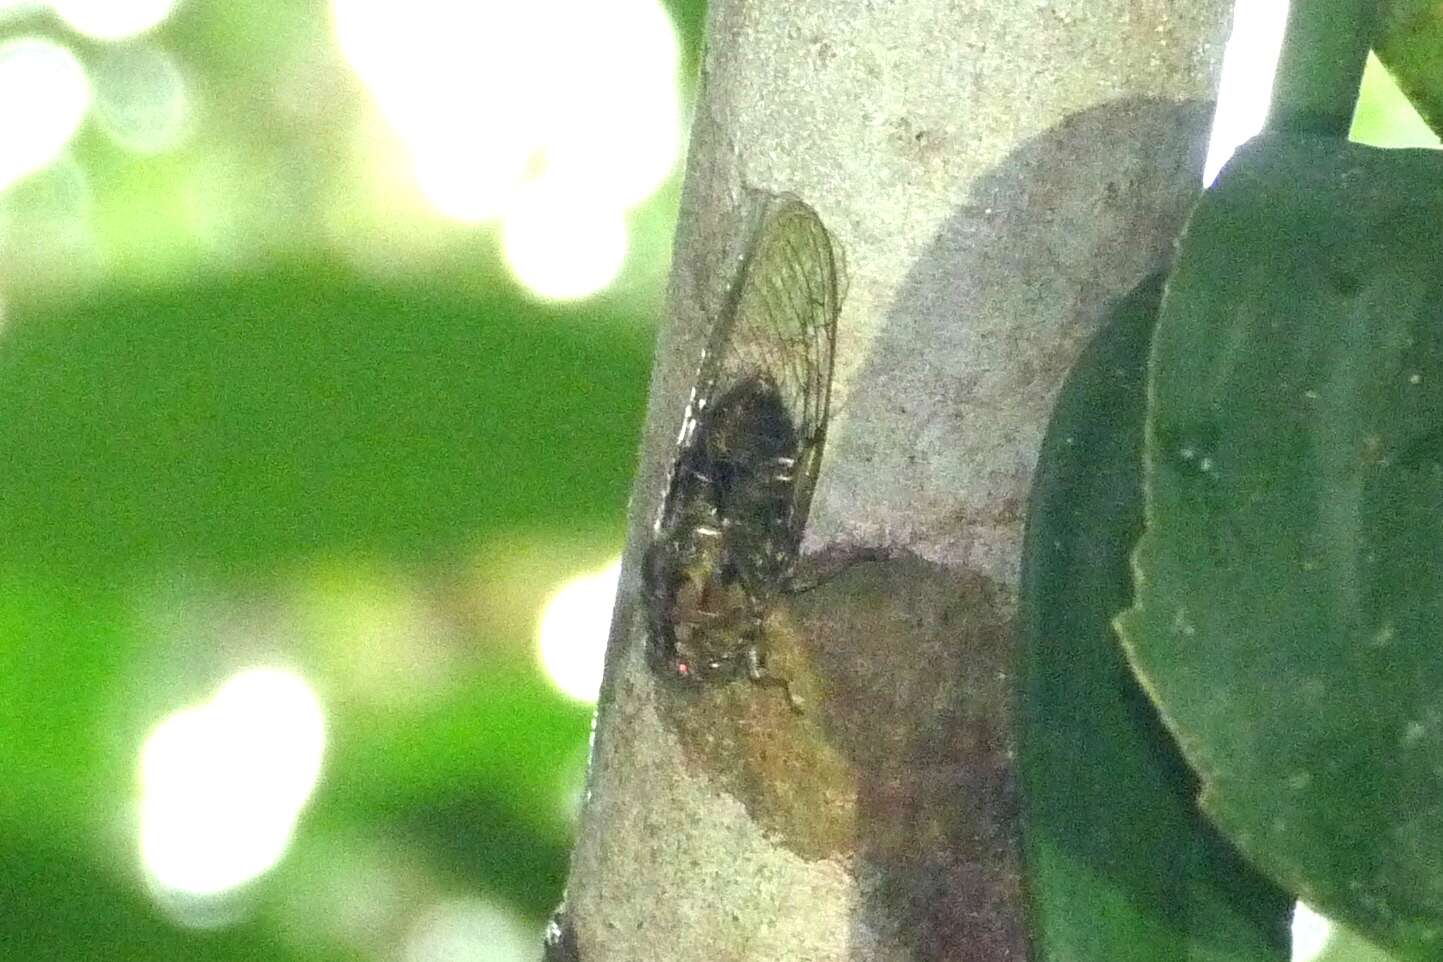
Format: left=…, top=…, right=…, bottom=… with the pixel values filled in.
left=785, top=545, right=894, bottom=595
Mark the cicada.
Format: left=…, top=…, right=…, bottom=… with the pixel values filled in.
left=642, top=193, right=844, bottom=707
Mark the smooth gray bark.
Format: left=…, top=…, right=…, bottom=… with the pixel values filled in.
left=555, top=2, right=1234, bottom=960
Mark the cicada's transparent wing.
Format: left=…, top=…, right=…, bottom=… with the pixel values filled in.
left=643, top=193, right=843, bottom=689
left=707, top=194, right=842, bottom=547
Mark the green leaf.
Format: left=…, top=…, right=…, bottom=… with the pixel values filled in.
left=1375, top=0, right=1443, bottom=138
left=1117, top=133, right=1443, bottom=960
left=1019, top=276, right=1291, bottom=961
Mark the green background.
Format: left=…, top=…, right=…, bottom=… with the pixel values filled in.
left=0, top=2, right=700, bottom=959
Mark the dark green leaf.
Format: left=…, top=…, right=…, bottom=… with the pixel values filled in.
left=1020, top=276, right=1291, bottom=961
left=1118, top=133, right=1443, bottom=960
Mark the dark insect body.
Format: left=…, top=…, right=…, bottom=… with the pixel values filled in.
left=642, top=194, right=844, bottom=707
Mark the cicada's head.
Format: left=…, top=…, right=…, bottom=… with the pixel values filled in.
left=642, top=533, right=758, bottom=684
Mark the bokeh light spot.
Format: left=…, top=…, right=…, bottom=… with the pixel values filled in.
left=1291, top=902, right=1333, bottom=962
left=539, top=0, right=681, bottom=211
left=331, top=0, right=681, bottom=271
left=137, top=667, right=326, bottom=901
left=409, top=139, right=532, bottom=225
left=0, top=37, right=92, bottom=192
left=537, top=558, right=620, bottom=703
left=502, top=184, right=629, bottom=301
left=50, top=0, right=182, bottom=41
left=1203, top=0, right=1288, bottom=184
left=90, top=43, right=190, bottom=154
left=403, top=898, right=539, bottom=962
left=331, top=0, right=545, bottom=223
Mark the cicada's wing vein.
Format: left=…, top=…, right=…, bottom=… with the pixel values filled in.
left=721, top=195, right=841, bottom=547
left=655, top=196, right=841, bottom=543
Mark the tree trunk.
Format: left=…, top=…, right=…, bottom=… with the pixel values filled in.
left=554, top=2, right=1234, bottom=959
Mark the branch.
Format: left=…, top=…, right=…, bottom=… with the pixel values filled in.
left=1268, top=0, right=1376, bottom=136
left=556, top=2, right=1235, bottom=960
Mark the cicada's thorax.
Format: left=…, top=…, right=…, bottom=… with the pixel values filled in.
left=645, top=376, right=804, bottom=682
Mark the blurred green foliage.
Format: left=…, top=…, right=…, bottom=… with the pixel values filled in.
left=0, top=267, right=652, bottom=574
left=0, top=1, right=703, bottom=959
